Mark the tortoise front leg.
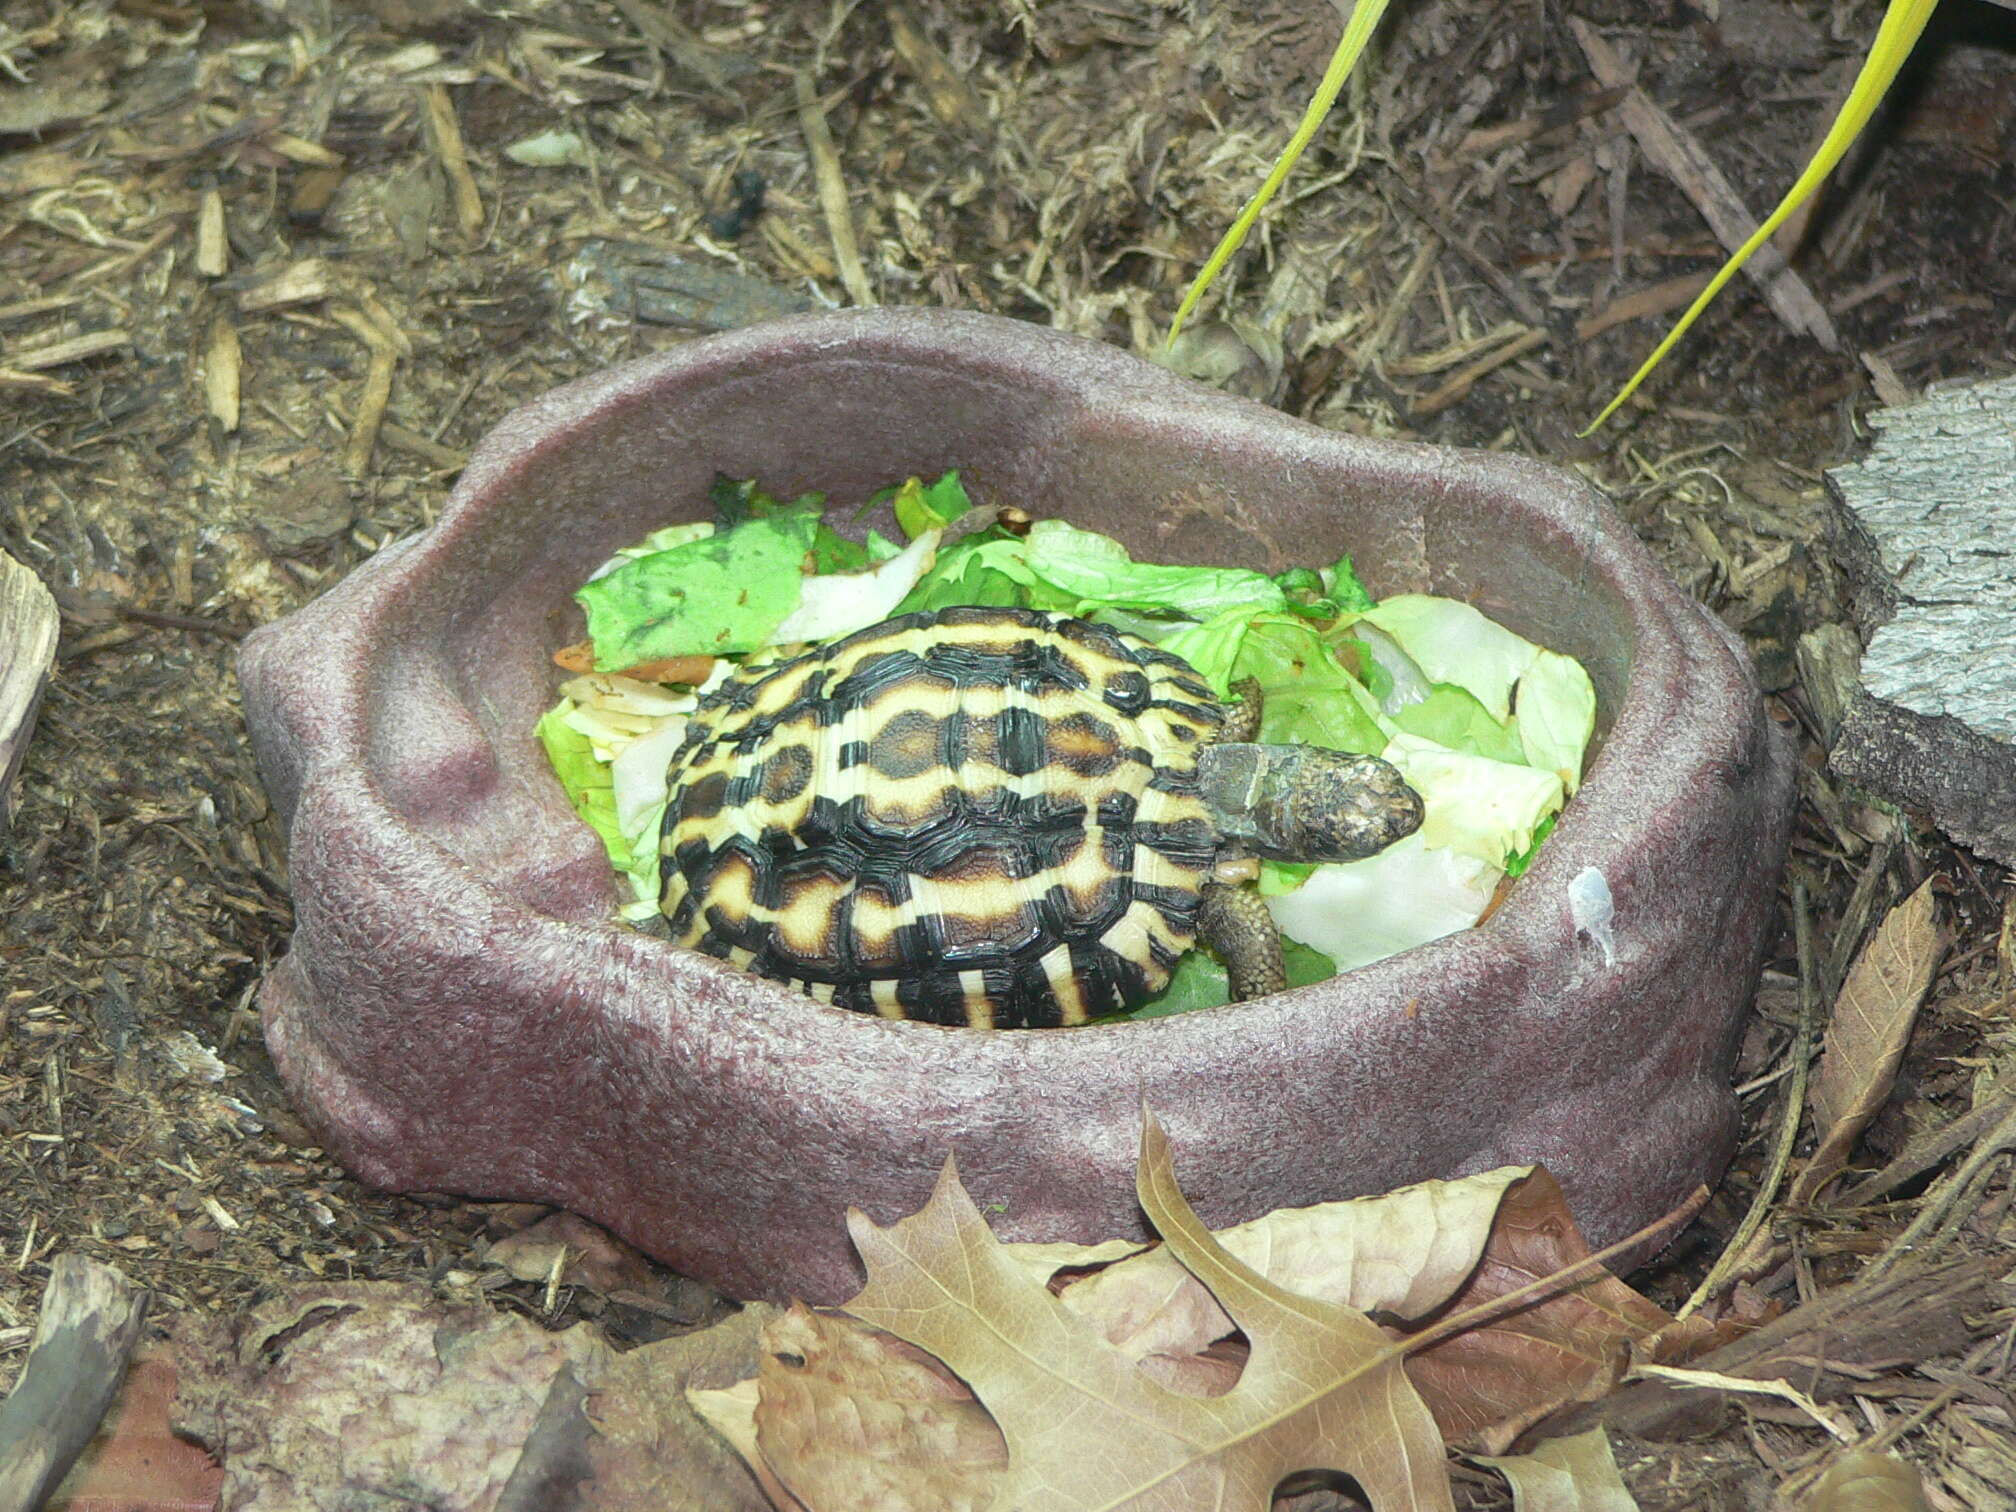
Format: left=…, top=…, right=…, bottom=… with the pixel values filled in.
left=1219, top=676, right=1263, bottom=743
left=1197, top=879, right=1286, bottom=1000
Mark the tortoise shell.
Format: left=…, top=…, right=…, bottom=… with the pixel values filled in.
left=658, top=605, right=1225, bottom=1027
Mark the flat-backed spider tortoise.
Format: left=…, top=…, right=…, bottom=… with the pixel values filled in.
left=658, top=605, right=1423, bottom=1027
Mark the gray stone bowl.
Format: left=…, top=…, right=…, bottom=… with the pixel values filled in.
left=239, top=308, right=1795, bottom=1304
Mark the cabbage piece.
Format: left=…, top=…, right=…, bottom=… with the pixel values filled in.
left=576, top=510, right=818, bottom=671
left=610, top=714, right=692, bottom=860
left=1382, top=731, right=1565, bottom=871
left=1390, top=683, right=1524, bottom=765
left=558, top=673, right=699, bottom=719
left=1513, top=649, right=1598, bottom=794
left=1354, top=595, right=1541, bottom=720
left=1339, top=622, right=1429, bottom=713
left=773, top=529, right=942, bottom=644
left=1265, top=832, right=1502, bottom=973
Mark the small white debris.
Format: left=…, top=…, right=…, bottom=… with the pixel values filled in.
left=160, top=1030, right=231, bottom=1084
left=1568, top=866, right=1616, bottom=968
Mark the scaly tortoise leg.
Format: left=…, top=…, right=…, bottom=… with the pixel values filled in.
left=1198, top=878, right=1286, bottom=1001
left=1220, top=676, right=1263, bottom=743
left=1202, top=676, right=1282, bottom=1000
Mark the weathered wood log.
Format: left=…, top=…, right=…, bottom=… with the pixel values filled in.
left=1825, top=375, right=2016, bottom=866
left=0, top=1255, right=150, bottom=1512
left=0, top=549, right=58, bottom=829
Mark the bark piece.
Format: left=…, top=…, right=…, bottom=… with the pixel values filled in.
left=1, top=549, right=58, bottom=829
left=1826, top=375, right=2016, bottom=864
left=0, top=1255, right=150, bottom=1512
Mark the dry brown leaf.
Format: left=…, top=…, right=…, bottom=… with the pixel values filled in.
left=1792, top=879, right=1946, bottom=1203
left=1807, top=1450, right=1929, bottom=1511
left=582, top=1303, right=779, bottom=1512
left=1399, top=1171, right=1726, bottom=1453
left=751, top=1306, right=1006, bottom=1511
left=172, top=1282, right=609, bottom=1512
left=1053, top=1167, right=1531, bottom=1364
left=697, top=1112, right=1458, bottom=1511
left=1471, top=1427, right=1639, bottom=1510
left=484, top=1210, right=660, bottom=1295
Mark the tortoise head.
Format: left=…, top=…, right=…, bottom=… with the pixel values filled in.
left=1195, top=743, right=1424, bottom=863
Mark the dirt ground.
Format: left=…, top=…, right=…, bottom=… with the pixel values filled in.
left=3, top=0, right=2015, bottom=1504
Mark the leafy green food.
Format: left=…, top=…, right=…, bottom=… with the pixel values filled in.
left=537, top=702, right=630, bottom=872
left=1164, top=611, right=1385, bottom=754
left=1512, top=650, right=1598, bottom=794
left=1355, top=595, right=1541, bottom=721
left=1503, top=813, right=1558, bottom=879
left=889, top=470, right=974, bottom=539
left=576, top=509, right=818, bottom=671
left=1391, top=684, right=1524, bottom=766
left=1112, top=935, right=1339, bottom=1019
left=709, top=473, right=824, bottom=526
left=1325, top=553, right=1375, bottom=613
left=1024, top=521, right=1285, bottom=620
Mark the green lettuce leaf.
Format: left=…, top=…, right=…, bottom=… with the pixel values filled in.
left=1513, top=649, right=1598, bottom=793
left=537, top=702, right=630, bottom=872
left=891, top=470, right=974, bottom=539
left=1325, top=553, right=1375, bottom=613
left=1355, top=595, right=1542, bottom=721
left=1503, top=812, right=1558, bottom=879
left=895, top=532, right=1076, bottom=615
left=710, top=474, right=824, bottom=525
left=1164, top=611, right=1385, bottom=754
left=1024, top=520, right=1285, bottom=619
left=1113, top=935, right=1338, bottom=1019
left=576, top=510, right=818, bottom=670
left=1391, top=683, right=1524, bottom=765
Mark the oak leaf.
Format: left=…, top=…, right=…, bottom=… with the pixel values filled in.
left=1399, top=1169, right=1724, bottom=1452
left=695, top=1111, right=1458, bottom=1510
left=1471, top=1427, right=1639, bottom=1510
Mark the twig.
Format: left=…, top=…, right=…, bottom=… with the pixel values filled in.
left=1839, top=1076, right=2016, bottom=1207
left=1569, top=19, right=1838, bottom=350
left=1382, top=177, right=1549, bottom=331
left=1678, top=881, right=1817, bottom=1318
left=421, top=84, right=485, bottom=239
left=1398, top=1184, right=1709, bottom=1358
left=0, top=1254, right=150, bottom=1512
left=1411, top=328, right=1548, bottom=417
left=794, top=70, right=875, bottom=307
left=1859, top=1094, right=2016, bottom=1283
left=115, top=605, right=246, bottom=640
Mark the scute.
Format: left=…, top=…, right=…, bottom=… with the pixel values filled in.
left=659, top=606, right=1223, bottom=1027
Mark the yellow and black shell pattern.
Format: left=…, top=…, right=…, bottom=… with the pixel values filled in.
left=658, top=606, right=1224, bottom=1028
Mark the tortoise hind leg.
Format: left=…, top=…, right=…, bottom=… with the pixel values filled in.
left=1197, top=880, right=1286, bottom=1000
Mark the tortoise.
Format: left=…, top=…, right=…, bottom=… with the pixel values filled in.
left=657, top=605, right=1423, bottom=1028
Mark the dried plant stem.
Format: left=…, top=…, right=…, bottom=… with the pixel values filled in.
left=795, top=71, right=875, bottom=308
left=1859, top=1093, right=2016, bottom=1284
left=1678, top=882, right=1817, bottom=1318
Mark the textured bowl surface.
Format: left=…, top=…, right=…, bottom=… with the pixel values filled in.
left=239, top=308, right=1795, bottom=1303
